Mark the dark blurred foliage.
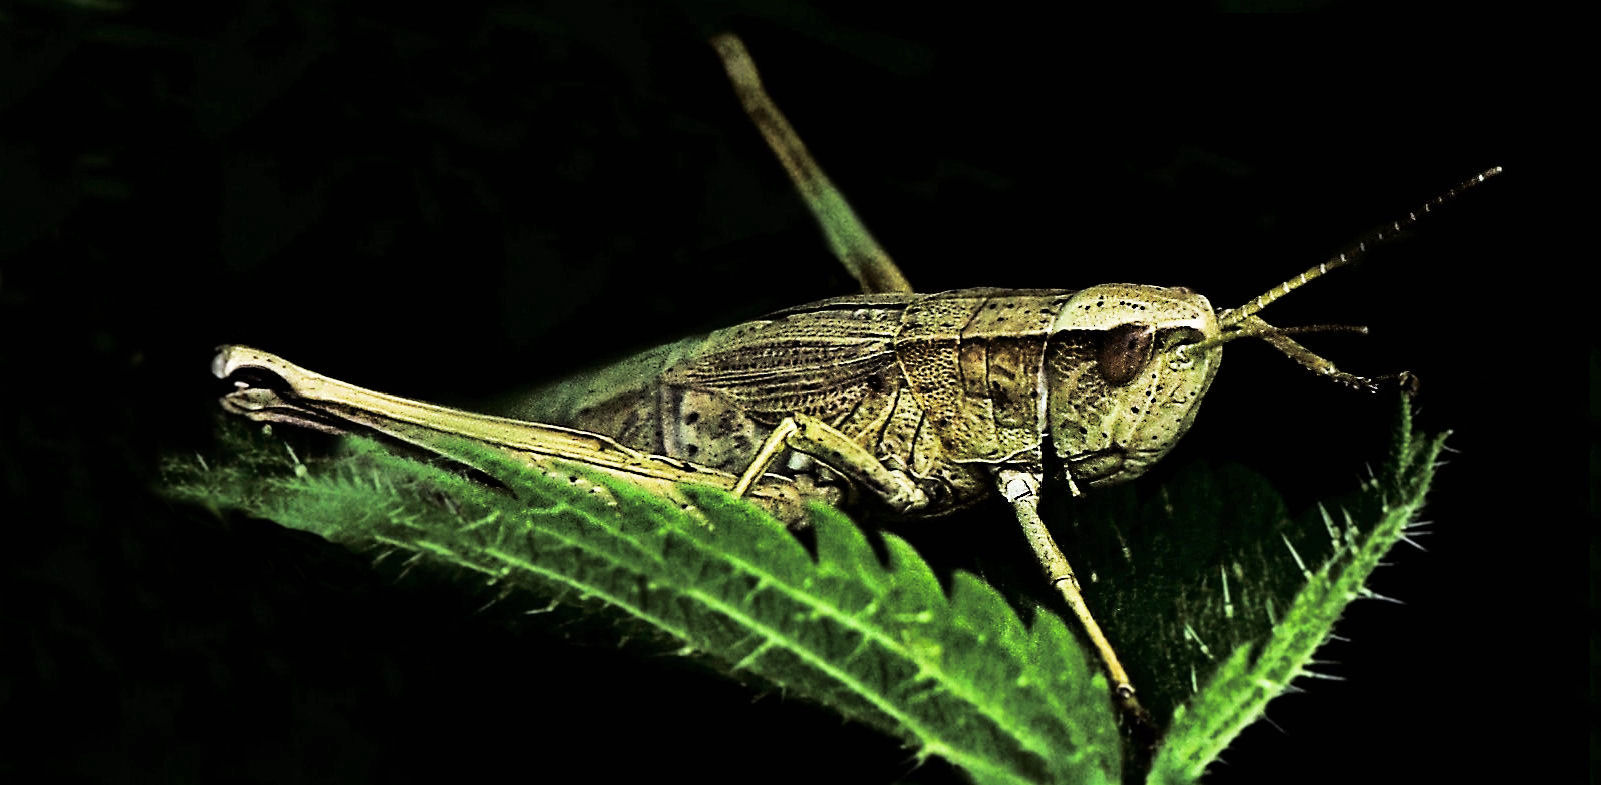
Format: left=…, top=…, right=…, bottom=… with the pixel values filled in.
left=0, top=2, right=1565, bottom=784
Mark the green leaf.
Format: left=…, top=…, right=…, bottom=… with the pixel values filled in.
left=165, top=393, right=1444, bottom=784
left=163, top=422, right=1121, bottom=785
left=1140, top=398, right=1447, bottom=784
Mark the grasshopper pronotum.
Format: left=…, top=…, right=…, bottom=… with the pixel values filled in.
left=212, top=33, right=1499, bottom=729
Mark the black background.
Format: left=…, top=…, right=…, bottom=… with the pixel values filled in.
left=1, top=3, right=1571, bottom=784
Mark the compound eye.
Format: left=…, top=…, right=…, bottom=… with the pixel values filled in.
left=1097, top=323, right=1154, bottom=386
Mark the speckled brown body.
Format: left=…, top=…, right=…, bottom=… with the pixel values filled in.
left=509, top=284, right=1224, bottom=520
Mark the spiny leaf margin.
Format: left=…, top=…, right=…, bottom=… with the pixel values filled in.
left=1146, top=397, right=1447, bottom=784
left=162, top=423, right=1121, bottom=785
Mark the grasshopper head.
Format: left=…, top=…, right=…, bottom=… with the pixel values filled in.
left=1039, top=169, right=1500, bottom=493
left=1045, top=284, right=1222, bottom=491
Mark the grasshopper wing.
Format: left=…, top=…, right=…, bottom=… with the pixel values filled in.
left=663, top=293, right=920, bottom=420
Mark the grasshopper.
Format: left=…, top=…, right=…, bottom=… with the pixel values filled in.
left=211, top=33, right=1499, bottom=729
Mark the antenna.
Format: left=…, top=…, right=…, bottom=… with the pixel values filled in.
left=1219, top=166, right=1503, bottom=329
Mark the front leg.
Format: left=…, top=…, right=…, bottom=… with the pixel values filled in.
left=731, top=414, right=929, bottom=514
left=995, top=466, right=1151, bottom=730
